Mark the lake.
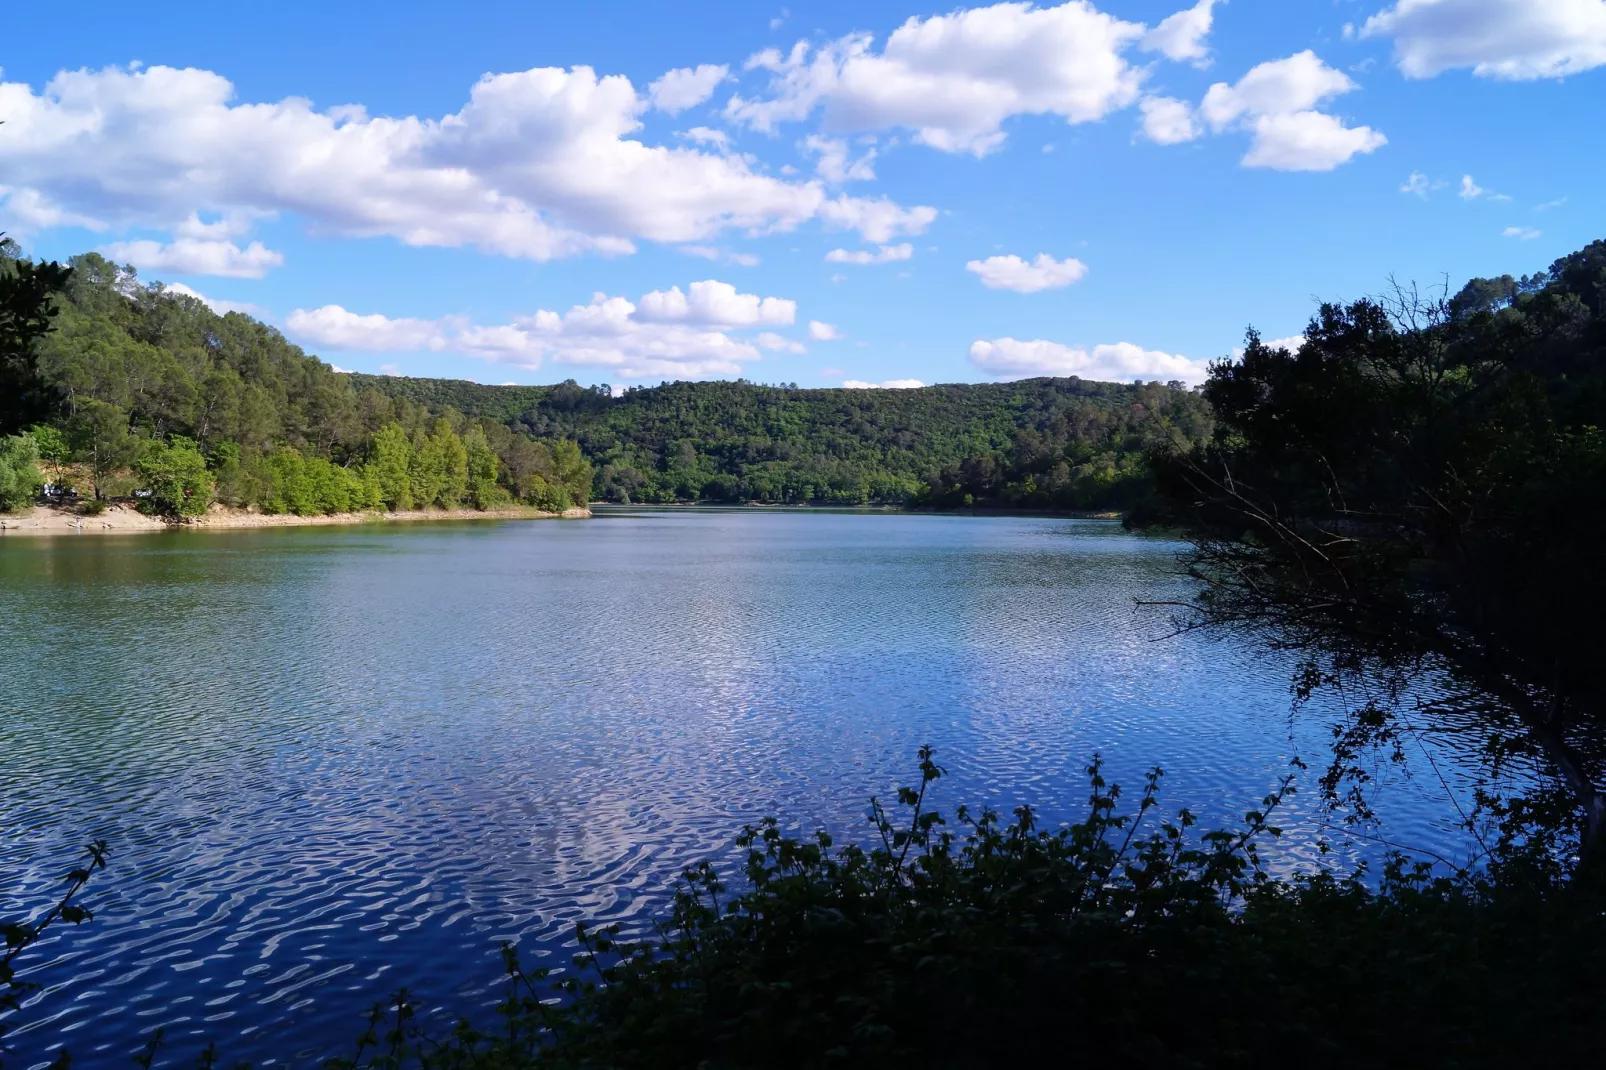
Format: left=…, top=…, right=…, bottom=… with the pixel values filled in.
left=0, top=509, right=1495, bottom=1066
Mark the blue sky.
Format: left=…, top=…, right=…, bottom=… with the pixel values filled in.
left=2, top=0, right=1601, bottom=389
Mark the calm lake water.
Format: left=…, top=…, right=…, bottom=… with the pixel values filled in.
left=0, top=509, right=1497, bottom=1066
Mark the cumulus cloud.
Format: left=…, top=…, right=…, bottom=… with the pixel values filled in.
left=1503, top=226, right=1542, bottom=240
left=286, top=279, right=802, bottom=381
left=808, top=320, right=842, bottom=340
left=160, top=281, right=263, bottom=316
left=1199, top=51, right=1386, bottom=170
left=0, top=62, right=934, bottom=261
left=100, top=237, right=284, bottom=278
left=817, top=196, right=937, bottom=242
left=1140, top=0, right=1222, bottom=66
left=1138, top=96, right=1200, bottom=144
left=635, top=279, right=795, bottom=326
left=825, top=243, right=913, bottom=264
left=843, top=378, right=926, bottom=389
left=0, top=186, right=107, bottom=233
left=804, top=135, right=877, bottom=183
left=965, top=252, right=1088, bottom=293
left=726, top=1, right=1159, bottom=155
left=648, top=64, right=729, bottom=113
left=969, top=337, right=1207, bottom=383
left=755, top=331, right=806, bottom=353
left=286, top=305, right=447, bottom=351
left=1362, top=0, right=1606, bottom=80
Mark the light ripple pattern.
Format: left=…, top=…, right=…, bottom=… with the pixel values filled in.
left=0, top=510, right=1512, bottom=1066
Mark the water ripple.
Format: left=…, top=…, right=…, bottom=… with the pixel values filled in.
left=0, top=511, right=1517, bottom=1066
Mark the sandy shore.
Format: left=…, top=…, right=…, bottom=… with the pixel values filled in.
left=0, top=502, right=589, bottom=537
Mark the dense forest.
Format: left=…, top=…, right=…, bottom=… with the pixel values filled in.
left=0, top=241, right=1213, bottom=518
left=1147, top=236, right=1606, bottom=860
left=352, top=373, right=1213, bottom=509
left=0, top=245, right=593, bottom=517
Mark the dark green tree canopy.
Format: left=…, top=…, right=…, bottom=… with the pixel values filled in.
left=1148, top=237, right=1606, bottom=858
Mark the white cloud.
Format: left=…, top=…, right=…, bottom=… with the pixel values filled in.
left=808, top=320, right=842, bottom=340
left=1140, top=0, right=1222, bottom=66
left=804, top=135, right=877, bottom=183
left=648, top=64, right=729, bottom=113
left=755, top=331, right=806, bottom=353
left=680, top=126, right=732, bottom=148
left=100, top=237, right=284, bottom=278
left=287, top=278, right=802, bottom=380
left=1263, top=334, right=1306, bottom=353
left=635, top=279, right=795, bottom=326
left=0, top=186, right=107, bottom=233
left=160, top=281, right=263, bottom=316
left=1239, top=111, right=1388, bottom=171
left=1362, top=0, right=1606, bottom=80
left=0, top=62, right=933, bottom=260
left=1535, top=197, right=1568, bottom=211
left=965, top=252, right=1088, bottom=293
left=680, top=244, right=761, bottom=266
left=727, top=1, right=1152, bottom=155
left=1503, top=226, right=1542, bottom=240
left=1401, top=170, right=1432, bottom=196
left=825, top=242, right=913, bottom=264
left=969, top=337, right=1207, bottom=383
left=843, top=378, right=925, bottom=389
left=287, top=305, right=447, bottom=351
left=817, top=196, right=936, bottom=242
left=1138, top=96, right=1200, bottom=144
left=1455, top=174, right=1512, bottom=201
left=1200, top=51, right=1386, bottom=170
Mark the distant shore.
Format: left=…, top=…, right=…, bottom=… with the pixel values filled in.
left=0, top=502, right=590, bottom=537
left=597, top=501, right=1124, bottom=519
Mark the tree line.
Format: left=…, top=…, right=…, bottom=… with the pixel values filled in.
left=0, top=245, right=591, bottom=517
left=350, top=372, right=1215, bottom=510
left=2, top=241, right=1215, bottom=517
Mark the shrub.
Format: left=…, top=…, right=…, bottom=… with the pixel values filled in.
left=0, top=434, right=42, bottom=511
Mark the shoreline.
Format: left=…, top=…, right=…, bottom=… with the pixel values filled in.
left=595, top=501, right=1124, bottom=520
left=0, top=502, right=590, bottom=537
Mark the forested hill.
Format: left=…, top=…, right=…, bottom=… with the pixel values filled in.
left=1, top=243, right=1212, bottom=512
left=347, top=373, right=1215, bottom=507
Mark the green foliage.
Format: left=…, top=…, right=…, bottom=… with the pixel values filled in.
left=408, top=426, right=448, bottom=510
left=1145, top=237, right=1606, bottom=859
left=65, top=398, right=136, bottom=500
left=350, top=375, right=1211, bottom=507
left=24, top=424, right=68, bottom=482
left=0, top=248, right=592, bottom=515
left=135, top=436, right=212, bottom=517
left=369, top=422, right=414, bottom=510
left=463, top=425, right=504, bottom=509
left=297, top=751, right=1606, bottom=1069
left=436, top=419, right=470, bottom=508
left=0, top=434, right=43, bottom=511
left=255, top=448, right=373, bottom=516
left=0, top=238, right=72, bottom=436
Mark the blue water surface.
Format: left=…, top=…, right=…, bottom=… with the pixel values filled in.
left=0, top=509, right=1501, bottom=1066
